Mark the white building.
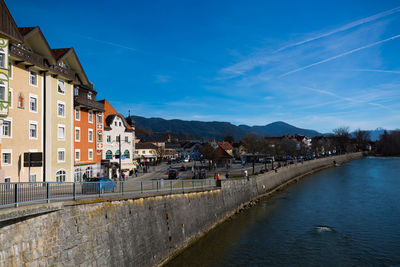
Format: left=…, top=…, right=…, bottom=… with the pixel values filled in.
left=100, top=99, right=135, bottom=178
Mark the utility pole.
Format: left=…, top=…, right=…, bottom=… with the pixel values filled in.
left=119, top=134, right=122, bottom=179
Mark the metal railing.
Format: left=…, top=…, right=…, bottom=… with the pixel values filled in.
left=0, top=179, right=217, bottom=209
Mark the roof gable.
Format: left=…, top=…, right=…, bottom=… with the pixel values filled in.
left=0, top=0, right=23, bottom=42
left=52, top=48, right=89, bottom=85
left=20, top=27, right=56, bottom=65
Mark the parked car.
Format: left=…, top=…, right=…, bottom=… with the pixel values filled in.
left=168, top=170, right=179, bottom=179
left=82, top=177, right=116, bottom=194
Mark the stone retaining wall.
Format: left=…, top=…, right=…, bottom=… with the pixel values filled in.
left=0, top=153, right=362, bottom=266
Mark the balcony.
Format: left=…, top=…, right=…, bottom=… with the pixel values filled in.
left=9, top=44, right=76, bottom=81
left=74, top=95, right=104, bottom=111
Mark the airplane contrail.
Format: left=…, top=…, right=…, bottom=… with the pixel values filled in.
left=276, top=6, right=400, bottom=52
left=279, top=34, right=400, bottom=77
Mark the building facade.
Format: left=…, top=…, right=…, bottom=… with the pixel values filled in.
left=73, top=84, right=104, bottom=181
left=101, top=100, right=135, bottom=178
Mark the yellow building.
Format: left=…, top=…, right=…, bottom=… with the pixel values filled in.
left=0, top=0, right=24, bottom=182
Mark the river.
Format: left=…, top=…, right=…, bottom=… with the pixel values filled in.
left=166, top=157, right=400, bottom=266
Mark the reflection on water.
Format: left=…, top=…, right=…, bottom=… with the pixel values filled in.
left=166, top=157, right=400, bottom=266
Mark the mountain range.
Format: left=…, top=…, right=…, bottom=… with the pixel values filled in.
left=129, top=115, right=323, bottom=140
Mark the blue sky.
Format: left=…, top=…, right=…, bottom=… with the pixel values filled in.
left=7, top=0, right=400, bottom=133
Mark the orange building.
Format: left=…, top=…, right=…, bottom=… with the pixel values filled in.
left=73, top=84, right=104, bottom=181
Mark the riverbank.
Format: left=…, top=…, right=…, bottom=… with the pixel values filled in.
left=0, top=153, right=362, bottom=266
left=162, top=152, right=363, bottom=266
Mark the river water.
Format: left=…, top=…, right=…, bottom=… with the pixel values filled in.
left=166, top=157, right=400, bottom=266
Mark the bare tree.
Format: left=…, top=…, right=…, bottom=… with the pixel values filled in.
left=354, top=129, right=371, bottom=151
left=241, top=133, right=262, bottom=174
left=333, top=126, right=351, bottom=154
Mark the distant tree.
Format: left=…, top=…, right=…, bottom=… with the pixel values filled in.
left=224, top=135, right=235, bottom=143
left=376, top=130, right=400, bottom=156
left=241, top=133, right=262, bottom=174
left=333, top=126, right=351, bottom=153
left=200, top=143, right=216, bottom=170
left=280, top=138, right=297, bottom=156
left=354, top=129, right=371, bottom=151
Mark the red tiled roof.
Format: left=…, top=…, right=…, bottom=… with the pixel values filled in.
left=218, top=141, right=233, bottom=150
left=52, top=48, right=70, bottom=60
left=100, top=99, right=133, bottom=130
left=215, top=147, right=233, bottom=159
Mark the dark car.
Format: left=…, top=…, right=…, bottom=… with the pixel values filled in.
left=82, top=177, right=116, bottom=194
left=180, top=165, right=187, bottom=171
left=168, top=170, right=179, bottom=179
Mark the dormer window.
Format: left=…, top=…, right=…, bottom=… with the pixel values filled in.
left=74, top=87, right=79, bottom=96
left=58, top=79, right=65, bottom=94
left=59, top=62, right=68, bottom=69
left=0, top=48, right=5, bottom=69
left=87, top=92, right=92, bottom=100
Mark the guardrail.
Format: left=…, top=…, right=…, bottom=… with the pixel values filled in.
left=0, top=179, right=217, bottom=209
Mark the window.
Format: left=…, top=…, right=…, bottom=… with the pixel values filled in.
left=115, top=121, right=117, bottom=126
left=9, top=61, right=12, bottom=79
left=57, top=79, right=65, bottom=94
left=88, top=111, right=93, bottom=123
left=0, top=81, right=5, bottom=101
left=29, top=95, right=38, bottom=112
left=74, top=87, right=79, bottom=96
left=75, top=127, right=80, bottom=142
left=119, top=122, right=122, bottom=127
left=87, top=92, right=92, bottom=100
left=29, top=70, right=38, bottom=86
left=56, top=170, right=66, bottom=182
left=74, top=168, right=82, bottom=182
left=125, top=136, right=129, bottom=143
left=88, top=149, right=93, bottom=160
left=2, top=120, right=11, bottom=137
left=116, top=136, right=120, bottom=142
left=106, top=135, right=111, bottom=143
left=29, top=174, right=36, bottom=182
left=115, top=150, right=120, bottom=159
left=149, top=150, right=153, bottom=154
left=58, top=102, right=65, bottom=117
left=106, top=150, right=112, bottom=159
left=75, top=149, right=80, bottom=161
left=8, top=88, right=12, bottom=108
left=124, top=150, right=130, bottom=159
left=58, top=125, right=65, bottom=140
left=85, top=166, right=93, bottom=179
left=0, top=48, right=5, bottom=68
left=98, top=132, right=103, bottom=142
left=29, top=122, right=38, bottom=139
left=75, top=108, right=80, bottom=121
left=2, top=150, right=11, bottom=165
left=88, top=129, right=93, bottom=142
left=97, top=113, right=102, bottom=123
left=58, top=148, right=65, bottom=162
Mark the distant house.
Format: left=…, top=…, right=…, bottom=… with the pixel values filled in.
left=164, top=143, right=179, bottom=160
left=217, top=141, right=233, bottom=156
left=214, top=147, right=233, bottom=167
left=135, top=142, right=158, bottom=163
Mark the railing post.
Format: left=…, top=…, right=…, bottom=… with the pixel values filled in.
left=46, top=183, right=50, bottom=203
left=182, top=180, right=184, bottom=192
left=73, top=183, right=76, bottom=200
left=14, top=183, right=18, bottom=208
left=157, top=180, right=159, bottom=192
left=141, top=181, right=143, bottom=193
left=170, top=180, right=173, bottom=192
left=122, top=181, right=124, bottom=195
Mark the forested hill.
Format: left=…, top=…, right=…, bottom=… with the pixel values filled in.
left=128, top=115, right=322, bottom=139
